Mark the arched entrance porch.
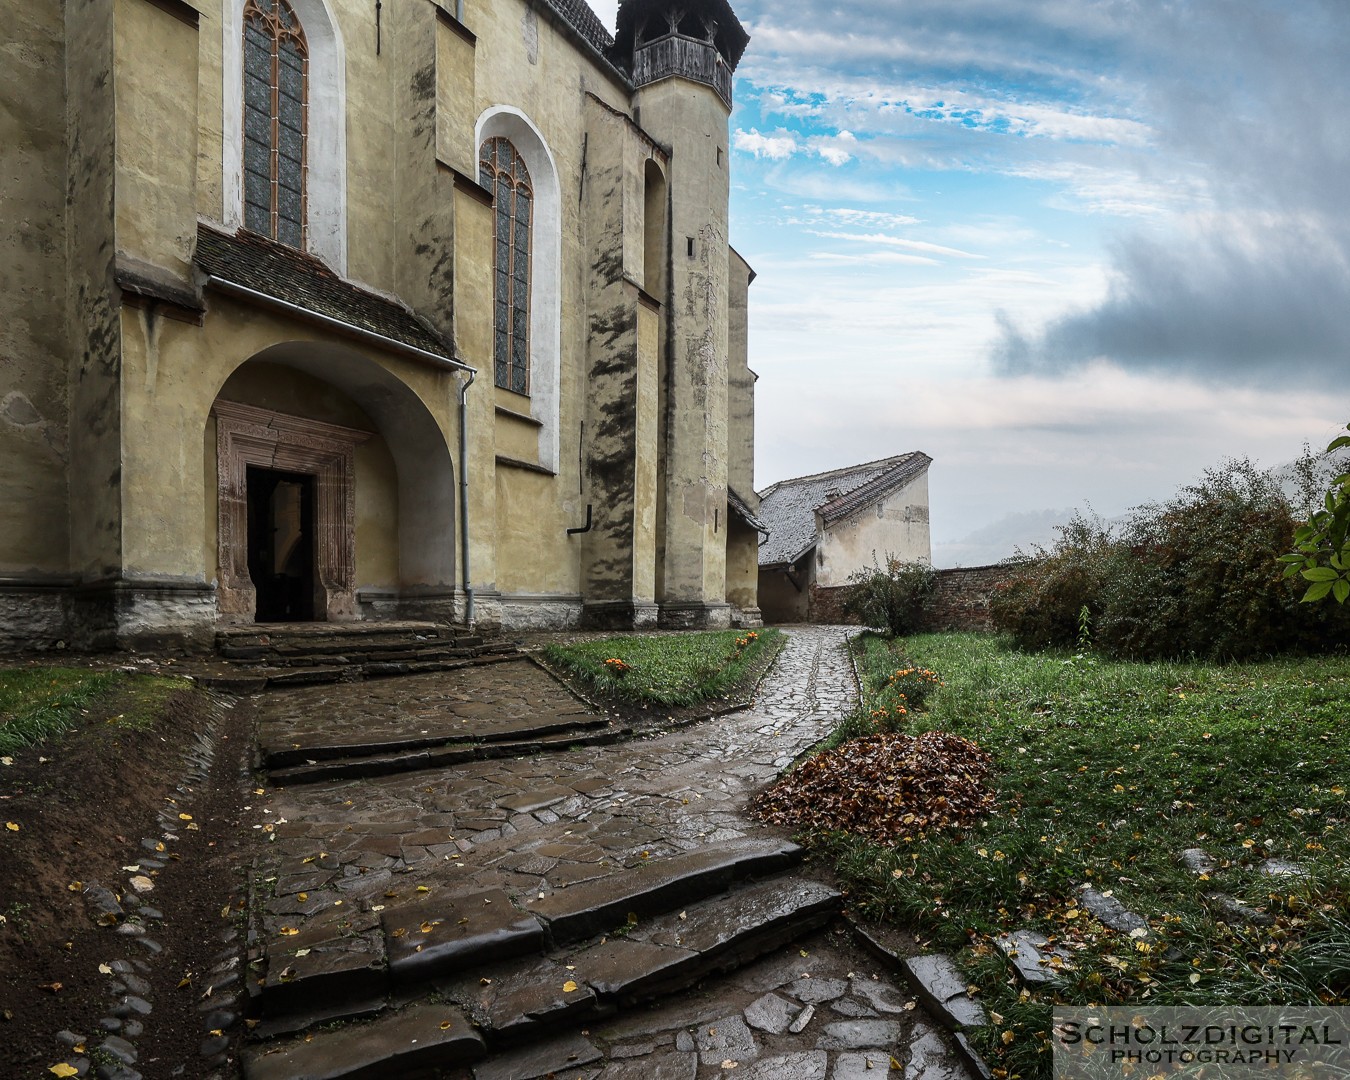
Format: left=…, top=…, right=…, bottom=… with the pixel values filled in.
left=207, top=342, right=457, bottom=626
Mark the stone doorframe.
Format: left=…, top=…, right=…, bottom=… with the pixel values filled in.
left=212, top=400, right=372, bottom=622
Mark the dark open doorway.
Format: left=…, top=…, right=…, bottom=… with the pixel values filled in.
left=247, top=466, right=318, bottom=622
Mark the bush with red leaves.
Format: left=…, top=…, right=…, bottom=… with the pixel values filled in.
left=751, top=731, right=995, bottom=844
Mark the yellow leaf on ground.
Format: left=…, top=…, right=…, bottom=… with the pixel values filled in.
left=562, top=980, right=578, bottom=993
left=179, top=813, right=193, bottom=821
left=67, top=882, right=82, bottom=892
left=49, top=1065, right=79, bottom=1078
left=440, top=1021, right=453, bottom=1030
left=5, top=822, right=19, bottom=832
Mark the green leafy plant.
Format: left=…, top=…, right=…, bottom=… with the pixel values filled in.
left=840, top=553, right=936, bottom=637
left=1281, top=422, right=1350, bottom=603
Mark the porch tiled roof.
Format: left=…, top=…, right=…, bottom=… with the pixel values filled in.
left=194, top=225, right=451, bottom=357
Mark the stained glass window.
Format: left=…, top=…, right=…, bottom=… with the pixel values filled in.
left=478, top=138, right=532, bottom=394
left=243, top=0, right=308, bottom=247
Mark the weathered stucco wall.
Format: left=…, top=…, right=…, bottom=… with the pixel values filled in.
left=0, top=0, right=755, bottom=643
left=0, top=1, right=71, bottom=579
left=66, top=0, right=123, bottom=589
left=638, top=77, right=731, bottom=626
left=113, top=0, right=198, bottom=280
left=817, top=472, right=931, bottom=588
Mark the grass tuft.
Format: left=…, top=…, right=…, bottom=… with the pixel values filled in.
left=543, top=629, right=782, bottom=708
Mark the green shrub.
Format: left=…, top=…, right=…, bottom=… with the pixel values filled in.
left=990, top=461, right=1350, bottom=660
left=840, top=554, right=936, bottom=637
left=987, top=514, right=1114, bottom=651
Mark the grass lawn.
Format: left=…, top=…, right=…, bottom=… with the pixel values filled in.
left=542, top=628, right=782, bottom=708
left=0, top=666, right=195, bottom=759
left=818, top=632, right=1350, bottom=1079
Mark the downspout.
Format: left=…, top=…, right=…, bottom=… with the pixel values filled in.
left=457, top=369, right=476, bottom=627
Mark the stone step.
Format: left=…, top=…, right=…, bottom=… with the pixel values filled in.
left=440, top=877, right=842, bottom=1040
left=193, top=649, right=523, bottom=693
left=254, top=838, right=810, bottom=1028
left=242, top=1002, right=485, bottom=1080
left=246, top=868, right=841, bottom=1077
left=266, top=723, right=631, bottom=785
left=263, top=712, right=613, bottom=769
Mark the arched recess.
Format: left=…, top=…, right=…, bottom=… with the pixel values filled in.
left=474, top=105, right=562, bottom=472
left=222, top=0, right=348, bottom=272
left=207, top=342, right=455, bottom=620
left=643, top=157, right=668, bottom=299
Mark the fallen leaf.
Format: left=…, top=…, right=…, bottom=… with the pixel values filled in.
left=562, top=980, right=578, bottom=993
left=67, top=882, right=82, bottom=892
left=278, top=927, right=300, bottom=936
left=5, top=822, right=19, bottom=832
left=38, top=982, right=62, bottom=993
left=179, top=813, right=193, bottom=821
left=440, top=1020, right=453, bottom=1030
left=294, top=948, right=311, bottom=958
left=98, top=964, right=112, bottom=975
left=49, top=1065, right=78, bottom=1078
left=0, top=757, right=12, bottom=766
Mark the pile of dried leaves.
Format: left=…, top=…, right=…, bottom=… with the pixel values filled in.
left=751, top=731, right=996, bottom=844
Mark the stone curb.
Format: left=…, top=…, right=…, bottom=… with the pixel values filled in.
left=56, top=692, right=251, bottom=1080
left=847, top=919, right=992, bottom=1080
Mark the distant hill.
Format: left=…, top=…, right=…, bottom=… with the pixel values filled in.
left=933, top=507, right=1080, bottom=568
left=934, top=448, right=1349, bottom=570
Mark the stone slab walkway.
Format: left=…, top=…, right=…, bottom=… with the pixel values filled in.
left=245, top=627, right=979, bottom=1079
left=256, top=628, right=856, bottom=924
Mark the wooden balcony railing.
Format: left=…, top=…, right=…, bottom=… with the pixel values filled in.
left=632, top=34, right=733, bottom=108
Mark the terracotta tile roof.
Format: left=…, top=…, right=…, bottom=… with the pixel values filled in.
left=544, top=0, right=615, bottom=55
left=756, top=453, right=932, bottom=568
left=194, top=225, right=451, bottom=357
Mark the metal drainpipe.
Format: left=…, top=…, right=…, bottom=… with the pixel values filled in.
left=457, top=369, right=476, bottom=628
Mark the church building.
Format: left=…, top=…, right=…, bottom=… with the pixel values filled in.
left=0, top=0, right=763, bottom=649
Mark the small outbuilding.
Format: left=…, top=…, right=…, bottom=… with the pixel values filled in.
left=756, top=453, right=932, bottom=623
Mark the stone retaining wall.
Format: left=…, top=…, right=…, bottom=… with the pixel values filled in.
left=804, top=564, right=1011, bottom=633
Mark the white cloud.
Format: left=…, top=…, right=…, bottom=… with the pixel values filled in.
left=808, top=231, right=984, bottom=260
left=731, top=128, right=799, bottom=160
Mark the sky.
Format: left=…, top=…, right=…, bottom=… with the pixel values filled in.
left=588, top=0, right=1349, bottom=565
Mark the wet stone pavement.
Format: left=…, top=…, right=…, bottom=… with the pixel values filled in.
left=245, top=626, right=978, bottom=1079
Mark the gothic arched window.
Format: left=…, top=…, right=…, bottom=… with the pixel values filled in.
left=243, top=0, right=308, bottom=248
left=479, top=137, right=533, bottom=394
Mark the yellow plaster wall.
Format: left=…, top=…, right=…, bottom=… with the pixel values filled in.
left=494, top=467, right=577, bottom=594
left=0, top=0, right=70, bottom=574
left=633, top=300, right=660, bottom=600
left=113, top=0, right=199, bottom=279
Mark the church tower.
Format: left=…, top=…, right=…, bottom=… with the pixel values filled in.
left=612, top=0, right=750, bottom=628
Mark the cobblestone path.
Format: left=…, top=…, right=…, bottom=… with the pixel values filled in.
left=258, top=627, right=856, bottom=914
left=246, top=627, right=976, bottom=1079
